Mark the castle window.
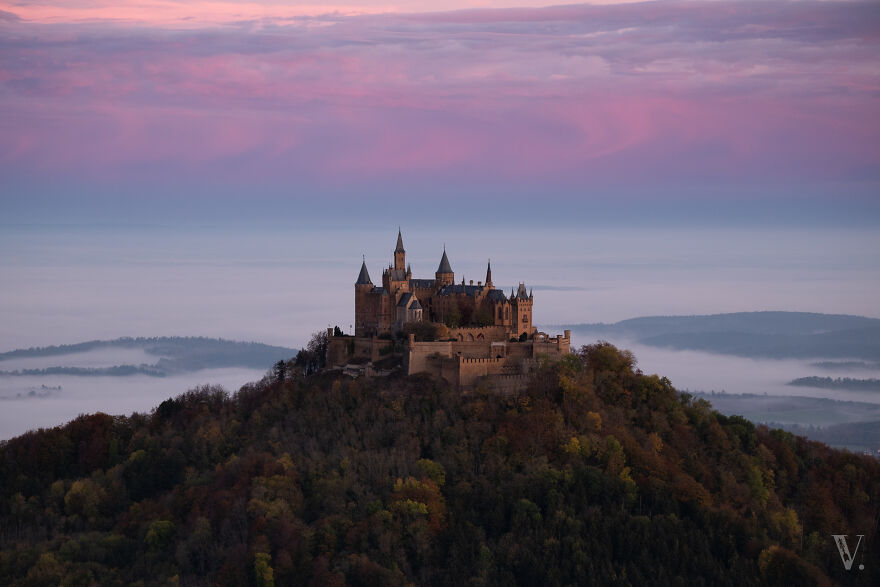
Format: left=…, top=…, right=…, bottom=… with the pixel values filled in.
left=522, top=315, right=528, bottom=324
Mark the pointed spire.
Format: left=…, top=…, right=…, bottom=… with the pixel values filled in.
left=437, top=248, right=453, bottom=274
left=395, top=228, right=405, bottom=253
left=485, top=259, right=493, bottom=287
left=356, top=258, right=372, bottom=285
left=529, top=287, right=533, bottom=299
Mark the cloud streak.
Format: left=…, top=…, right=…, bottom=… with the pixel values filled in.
left=1, top=1, right=878, bottom=203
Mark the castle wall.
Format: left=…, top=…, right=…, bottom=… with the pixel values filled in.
left=446, top=325, right=509, bottom=343
left=327, top=334, right=394, bottom=367
left=355, top=288, right=382, bottom=337
left=404, top=341, right=453, bottom=374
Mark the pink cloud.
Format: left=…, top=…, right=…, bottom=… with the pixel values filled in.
left=1, top=1, right=878, bottom=193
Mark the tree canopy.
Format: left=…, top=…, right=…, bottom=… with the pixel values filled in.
left=1, top=342, right=878, bottom=585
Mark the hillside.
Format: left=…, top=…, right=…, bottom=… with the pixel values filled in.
left=0, top=337, right=298, bottom=377
left=559, top=311, right=880, bottom=360
left=1, top=343, right=878, bottom=585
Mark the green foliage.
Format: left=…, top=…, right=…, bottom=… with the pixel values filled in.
left=145, top=520, right=176, bottom=552
left=443, top=300, right=461, bottom=328
left=1, top=342, right=879, bottom=585
left=254, top=552, right=275, bottom=587
left=401, top=321, right=439, bottom=342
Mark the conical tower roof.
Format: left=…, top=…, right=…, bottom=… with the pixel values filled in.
left=437, top=248, right=453, bottom=274
left=485, top=260, right=493, bottom=285
left=356, top=259, right=372, bottom=285
left=395, top=229, right=405, bottom=253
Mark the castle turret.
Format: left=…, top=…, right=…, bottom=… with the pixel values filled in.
left=356, top=258, right=372, bottom=286
left=511, top=282, right=533, bottom=338
left=355, top=258, right=377, bottom=337
left=394, top=228, right=406, bottom=271
left=486, top=260, right=493, bottom=289
left=435, top=247, right=454, bottom=287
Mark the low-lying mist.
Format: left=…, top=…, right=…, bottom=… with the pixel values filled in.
left=570, top=333, right=880, bottom=403
left=0, top=368, right=268, bottom=441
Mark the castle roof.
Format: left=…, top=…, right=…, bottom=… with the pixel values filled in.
left=411, top=278, right=435, bottom=289
left=516, top=283, right=528, bottom=299
left=356, top=260, right=372, bottom=285
left=437, top=249, right=453, bottom=274
left=387, top=268, right=407, bottom=281
left=487, top=289, right=507, bottom=302
left=438, top=284, right=483, bottom=297
left=410, top=299, right=422, bottom=310
left=397, top=292, right=413, bottom=307
left=395, top=229, right=405, bottom=253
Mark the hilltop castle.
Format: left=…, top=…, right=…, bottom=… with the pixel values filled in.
left=354, top=229, right=534, bottom=340
left=328, top=230, right=570, bottom=391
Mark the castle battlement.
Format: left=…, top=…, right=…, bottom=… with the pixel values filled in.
left=460, top=357, right=503, bottom=365
left=328, top=230, right=571, bottom=391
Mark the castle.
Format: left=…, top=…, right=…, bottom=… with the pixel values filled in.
left=327, top=230, right=571, bottom=390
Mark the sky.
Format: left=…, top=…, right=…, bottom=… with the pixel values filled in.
left=1, top=0, right=879, bottom=227
left=1, top=0, right=878, bottom=348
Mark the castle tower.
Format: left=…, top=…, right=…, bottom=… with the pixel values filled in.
left=435, top=247, right=454, bottom=287
left=355, top=258, right=375, bottom=337
left=511, top=282, right=533, bottom=338
left=485, top=260, right=493, bottom=289
left=394, top=229, right=406, bottom=271
left=356, top=258, right=372, bottom=287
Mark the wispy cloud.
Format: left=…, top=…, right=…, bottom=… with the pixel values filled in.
left=1, top=1, right=878, bottom=201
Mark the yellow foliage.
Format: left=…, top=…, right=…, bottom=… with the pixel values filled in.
left=585, top=411, right=602, bottom=432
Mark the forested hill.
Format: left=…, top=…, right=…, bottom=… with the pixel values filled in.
left=2, top=344, right=879, bottom=585
left=0, top=337, right=298, bottom=376
left=560, top=311, right=880, bottom=360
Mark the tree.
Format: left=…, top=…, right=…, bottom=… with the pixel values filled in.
left=444, top=301, right=461, bottom=328
left=401, top=321, right=439, bottom=342
left=272, top=360, right=286, bottom=383
left=293, top=330, right=328, bottom=375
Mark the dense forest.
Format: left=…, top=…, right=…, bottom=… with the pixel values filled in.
left=1, top=342, right=878, bottom=585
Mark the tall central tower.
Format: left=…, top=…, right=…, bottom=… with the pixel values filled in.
left=394, top=229, right=406, bottom=271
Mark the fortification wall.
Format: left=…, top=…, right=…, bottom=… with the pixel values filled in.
left=405, top=341, right=453, bottom=373
left=446, top=326, right=509, bottom=343
left=456, top=356, right=506, bottom=389
left=327, top=334, right=394, bottom=367
left=326, top=335, right=352, bottom=367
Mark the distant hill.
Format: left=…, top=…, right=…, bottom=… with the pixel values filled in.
left=0, top=337, right=298, bottom=376
left=788, top=376, right=880, bottom=392
left=1, top=344, right=878, bottom=584
left=556, top=312, right=880, bottom=360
